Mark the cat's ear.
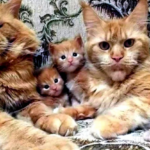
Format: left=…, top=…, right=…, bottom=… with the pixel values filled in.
left=125, top=0, right=148, bottom=30
left=49, top=43, right=56, bottom=54
left=80, top=1, right=106, bottom=31
left=75, top=35, right=83, bottom=47
left=5, top=0, right=22, bottom=18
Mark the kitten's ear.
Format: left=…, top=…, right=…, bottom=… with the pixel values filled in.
left=80, top=1, right=106, bottom=30
left=125, top=0, right=148, bottom=30
left=75, top=35, right=83, bottom=47
left=5, top=0, right=22, bottom=18
left=49, top=43, right=56, bottom=54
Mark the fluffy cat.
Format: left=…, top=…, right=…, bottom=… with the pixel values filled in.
left=0, top=0, right=78, bottom=149
left=49, top=35, right=97, bottom=119
left=58, top=0, right=150, bottom=140
left=35, top=66, right=70, bottom=108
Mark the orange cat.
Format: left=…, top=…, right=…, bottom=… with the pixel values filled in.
left=58, top=0, right=150, bottom=140
left=49, top=35, right=97, bottom=119
left=49, top=35, right=87, bottom=105
left=0, top=0, right=78, bottom=149
left=35, top=66, right=70, bottom=108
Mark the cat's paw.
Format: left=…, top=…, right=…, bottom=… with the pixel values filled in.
left=143, top=130, right=150, bottom=141
left=35, top=114, right=77, bottom=136
left=91, top=115, right=128, bottom=139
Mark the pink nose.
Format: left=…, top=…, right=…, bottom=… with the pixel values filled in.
left=51, top=86, right=57, bottom=91
left=112, top=56, right=123, bottom=62
left=68, top=58, right=73, bottom=63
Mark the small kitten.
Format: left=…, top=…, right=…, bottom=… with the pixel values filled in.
left=35, top=66, right=70, bottom=109
left=49, top=35, right=85, bottom=105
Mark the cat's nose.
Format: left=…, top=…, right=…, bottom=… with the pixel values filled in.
left=51, top=86, right=57, bottom=90
left=68, top=58, right=73, bottom=63
left=112, top=56, right=123, bottom=62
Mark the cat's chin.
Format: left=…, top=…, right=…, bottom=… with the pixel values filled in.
left=109, top=70, right=127, bottom=82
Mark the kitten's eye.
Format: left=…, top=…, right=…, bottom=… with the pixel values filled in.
left=61, top=55, right=66, bottom=60
left=99, top=42, right=110, bottom=50
left=73, top=52, right=78, bottom=57
left=0, top=23, right=4, bottom=28
left=43, top=84, right=49, bottom=89
left=54, top=78, right=58, bottom=83
left=124, top=39, right=135, bottom=48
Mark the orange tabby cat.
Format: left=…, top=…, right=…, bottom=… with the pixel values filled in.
left=35, top=66, right=70, bottom=108
left=58, top=0, right=150, bottom=140
left=0, top=0, right=78, bottom=149
left=49, top=35, right=85, bottom=106
left=49, top=35, right=97, bottom=119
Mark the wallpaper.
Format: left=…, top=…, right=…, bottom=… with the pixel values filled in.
left=0, top=0, right=149, bottom=68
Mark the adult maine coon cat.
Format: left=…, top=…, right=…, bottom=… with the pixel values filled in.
left=59, top=0, right=150, bottom=140
left=0, top=0, right=78, bottom=149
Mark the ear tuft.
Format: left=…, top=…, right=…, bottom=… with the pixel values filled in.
left=125, top=0, right=148, bottom=30
left=5, top=0, right=22, bottom=18
left=79, top=0, right=89, bottom=9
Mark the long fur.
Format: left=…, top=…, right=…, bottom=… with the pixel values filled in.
left=0, top=0, right=79, bottom=149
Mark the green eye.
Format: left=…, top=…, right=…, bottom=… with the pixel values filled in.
left=99, top=42, right=110, bottom=50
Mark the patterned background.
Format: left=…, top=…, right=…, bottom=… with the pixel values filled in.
left=0, top=0, right=149, bottom=68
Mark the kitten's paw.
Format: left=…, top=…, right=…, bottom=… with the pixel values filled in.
left=36, top=114, right=77, bottom=136
left=143, top=130, right=150, bottom=141
left=91, top=115, right=128, bottom=139
left=57, top=106, right=96, bottom=120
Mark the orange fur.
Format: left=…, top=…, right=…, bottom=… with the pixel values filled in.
left=0, top=0, right=79, bottom=149
left=35, top=66, right=70, bottom=108
left=59, top=0, right=150, bottom=140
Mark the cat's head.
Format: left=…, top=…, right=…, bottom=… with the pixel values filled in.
left=49, top=35, right=85, bottom=73
left=35, top=67, right=64, bottom=97
left=81, top=0, right=149, bottom=82
left=0, top=0, right=39, bottom=65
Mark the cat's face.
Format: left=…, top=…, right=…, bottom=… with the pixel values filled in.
left=49, top=36, right=85, bottom=73
left=0, top=0, right=39, bottom=65
left=37, top=67, right=64, bottom=97
left=81, top=0, right=149, bottom=82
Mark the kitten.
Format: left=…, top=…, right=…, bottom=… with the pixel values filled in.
left=35, top=66, right=70, bottom=108
left=58, top=0, right=150, bottom=140
left=0, top=0, right=78, bottom=149
left=49, top=35, right=86, bottom=106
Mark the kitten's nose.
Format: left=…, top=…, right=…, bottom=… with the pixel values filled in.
left=68, top=58, right=73, bottom=63
left=112, top=56, right=123, bottom=62
left=51, top=85, right=57, bottom=91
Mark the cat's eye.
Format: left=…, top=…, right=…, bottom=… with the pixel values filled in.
left=99, top=42, right=110, bottom=50
left=124, top=39, right=135, bottom=48
left=43, top=84, right=49, bottom=89
left=61, top=55, right=66, bottom=60
left=73, top=52, right=78, bottom=57
left=54, top=78, right=58, bottom=83
left=0, top=23, right=4, bottom=28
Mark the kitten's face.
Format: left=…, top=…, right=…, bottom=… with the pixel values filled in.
left=49, top=36, right=85, bottom=73
left=37, top=67, right=64, bottom=97
left=81, top=0, right=149, bottom=82
left=0, top=0, right=39, bottom=65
